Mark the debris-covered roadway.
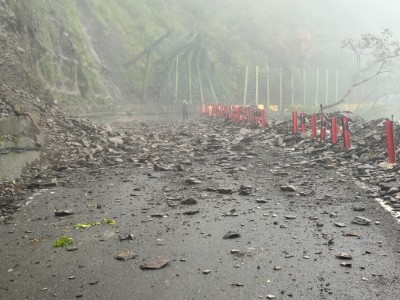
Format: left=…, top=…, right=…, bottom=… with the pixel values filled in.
left=1, top=117, right=400, bottom=300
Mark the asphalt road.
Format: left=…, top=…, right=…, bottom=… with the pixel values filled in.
left=1, top=120, right=400, bottom=300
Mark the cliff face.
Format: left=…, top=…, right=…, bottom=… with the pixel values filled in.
left=0, top=1, right=244, bottom=109
left=0, top=0, right=139, bottom=110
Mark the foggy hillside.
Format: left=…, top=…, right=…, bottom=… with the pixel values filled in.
left=0, top=0, right=399, bottom=116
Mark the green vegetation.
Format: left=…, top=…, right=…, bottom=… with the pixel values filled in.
left=74, top=218, right=116, bottom=229
left=53, top=236, right=73, bottom=247
left=7, top=0, right=397, bottom=110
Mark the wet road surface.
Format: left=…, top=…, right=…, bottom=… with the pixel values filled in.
left=1, top=120, right=400, bottom=300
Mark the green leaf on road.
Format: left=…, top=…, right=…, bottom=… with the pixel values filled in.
left=54, top=236, right=73, bottom=247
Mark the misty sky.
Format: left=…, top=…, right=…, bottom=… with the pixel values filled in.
left=311, top=0, right=399, bottom=36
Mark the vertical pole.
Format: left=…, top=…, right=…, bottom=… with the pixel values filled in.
left=311, top=114, right=317, bottom=139
left=303, top=68, right=306, bottom=109
left=315, top=68, right=319, bottom=107
left=335, top=69, right=339, bottom=102
left=279, top=68, right=283, bottom=111
left=342, top=117, right=351, bottom=150
left=293, top=111, right=298, bottom=133
left=243, top=65, right=248, bottom=106
left=196, top=56, right=204, bottom=104
left=174, top=55, right=179, bottom=103
left=143, top=52, right=151, bottom=101
left=188, top=56, right=192, bottom=103
left=320, top=114, right=326, bottom=143
left=266, top=72, right=270, bottom=108
left=331, top=117, right=337, bottom=144
left=291, top=70, right=294, bottom=108
left=325, top=69, right=329, bottom=105
left=255, top=65, right=259, bottom=105
left=261, top=109, right=266, bottom=129
left=345, top=71, right=348, bottom=104
left=205, top=71, right=218, bottom=104
left=386, top=119, right=396, bottom=163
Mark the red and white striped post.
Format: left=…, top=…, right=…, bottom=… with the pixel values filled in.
left=342, top=117, right=351, bottom=150
left=331, top=117, right=337, bottom=144
left=311, top=114, right=317, bottom=139
left=320, top=114, right=326, bottom=143
left=261, top=109, right=266, bottom=129
left=386, top=118, right=396, bottom=163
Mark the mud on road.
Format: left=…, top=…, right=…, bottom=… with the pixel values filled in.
left=1, top=118, right=400, bottom=300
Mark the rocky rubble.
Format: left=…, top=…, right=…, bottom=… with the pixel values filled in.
left=219, top=111, right=400, bottom=216
left=1, top=92, right=400, bottom=223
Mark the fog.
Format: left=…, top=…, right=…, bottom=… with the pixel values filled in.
left=218, top=0, right=400, bottom=116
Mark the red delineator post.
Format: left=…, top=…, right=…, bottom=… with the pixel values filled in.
left=261, top=109, right=266, bottom=129
left=247, top=108, right=251, bottom=124
left=342, top=117, right=351, bottom=150
left=320, top=114, right=326, bottom=143
left=386, top=119, right=396, bottom=163
left=311, top=114, right=317, bottom=139
left=300, top=112, right=306, bottom=133
left=293, top=112, right=298, bottom=133
left=331, top=117, right=337, bottom=144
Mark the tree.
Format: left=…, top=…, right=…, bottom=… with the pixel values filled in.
left=322, top=29, right=400, bottom=109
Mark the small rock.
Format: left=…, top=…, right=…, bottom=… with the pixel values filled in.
left=182, top=210, right=200, bottom=215
left=154, top=163, right=171, bottom=171
left=352, top=216, right=371, bottom=225
left=283, top=215, right=296, bottom=220
left=280, top=185, right=296, bottom=192
left=66, top=246, right=78, bottom=252
left=238, top=185, right=254, bottom=195
left=118, top=233, right=134, bottom=241
left=115, top=251, right=136, bottom=261
left=231, top=283, right=244, bottom=287
left=140, top=259, right=170, bottom=270
left=256, top=199, right=267, bottom=203
left=340, top=262, right=352, bottom=267
left=353, top=206, right=366, bottom=212
left=54, top=209, right=74, bottom=217
left=217, top=187, right=234, bottom=194
left=223, top=231, right=241, bottom=239
left=335, top=252, right=352, bottom=260
left=181, top=198, right=197, bottom=205
left=185, top=178, right=202, bottom=185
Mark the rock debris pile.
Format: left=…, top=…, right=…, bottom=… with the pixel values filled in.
left=1, top=100, right=400, bottom=221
